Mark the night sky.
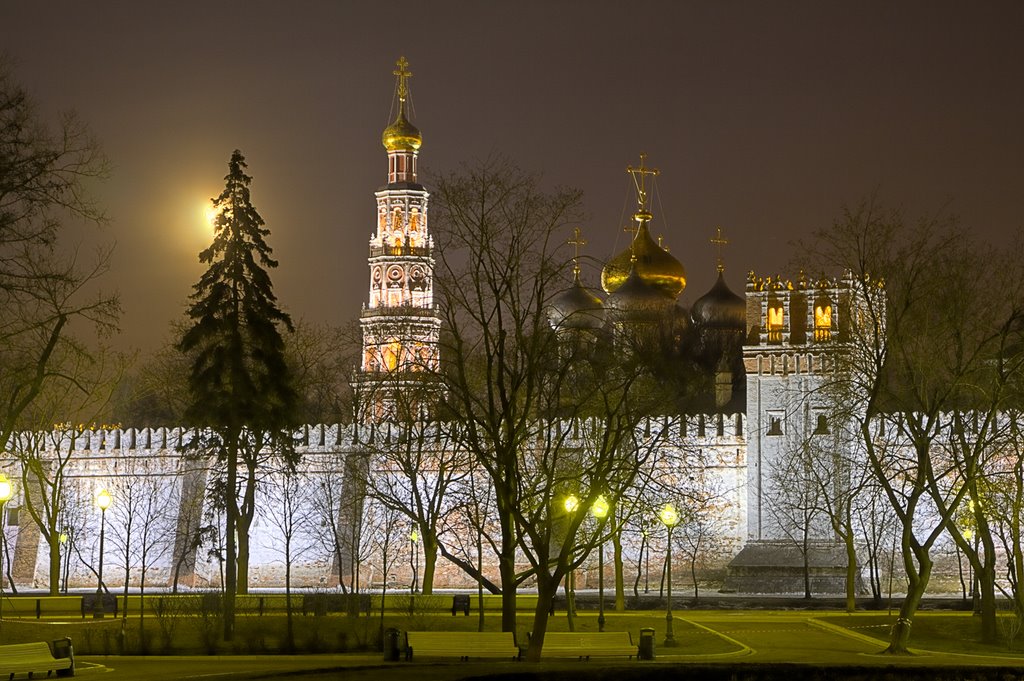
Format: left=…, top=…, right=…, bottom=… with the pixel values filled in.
left=2, top=1, right=1022, bottom=353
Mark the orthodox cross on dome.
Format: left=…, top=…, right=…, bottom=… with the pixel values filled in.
left=567, top=227, right=586, bottom=278
left=394, top=56, right=412, bottom=103
left=710, top=226, right=729, bottom=273
left=626, top=152, right=660, bottom=218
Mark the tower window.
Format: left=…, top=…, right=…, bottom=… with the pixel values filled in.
left=767, top=413, right=784, bottom=436
left=767, top=305, right=784, bottom=343
left=813, top=413, right=829, bottom=435
left=814, top=303, right=832, bottom=342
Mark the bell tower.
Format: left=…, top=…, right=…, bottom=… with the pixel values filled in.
left=356, top=56, right=442, bottom=422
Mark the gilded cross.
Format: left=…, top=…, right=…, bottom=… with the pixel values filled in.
left=710, top=226, right=729, bottom=273
left=626, top=152, right=660, bottom=214
left=394, top=56, right=412, bottom=101
left=567, top=227, right=586, bottom=277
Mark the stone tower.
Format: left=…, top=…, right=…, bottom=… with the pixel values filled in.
left=725, top=271, right=857, bottom=593
left=355, top=57, right=442, bottom=422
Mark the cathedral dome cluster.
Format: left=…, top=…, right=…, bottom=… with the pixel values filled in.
left=546, top=155, right=747, bottom=410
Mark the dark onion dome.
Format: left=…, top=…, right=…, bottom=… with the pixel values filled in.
left=601, top=219, right=686, bottom=298
left=547, top=276, right=605, bottom=330
left=691, top=272, right=745, bottom=331
left=605, top=264, right=676, bottom=321
left=382, top=106, right=422, bottom=152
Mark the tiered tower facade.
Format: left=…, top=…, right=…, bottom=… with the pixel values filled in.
left=356, top=57, right=441, bottom=421
left=724, top=271, right=855, bottom=592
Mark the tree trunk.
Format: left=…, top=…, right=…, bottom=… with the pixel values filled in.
left=48, top=534, right=60, bottom=596
left=525, top=576, right=559, bottom=662
left=498, top=499, right=518, bottom=633
left=224, top=438, right=238, bottom=642
left=612, top=526, right=625, bottom=611
left=421, top=535, right=438, bottom=595
left=844, top=530, right=858, bottom=613
left=285, top=542, right=294, bottom=652
left=883, top=543, right=931, bottom=654
left=236, top=519, right=250, bottom=596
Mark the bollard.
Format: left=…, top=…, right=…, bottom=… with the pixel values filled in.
left=383, top=627, right=401, bottom=661
left=638, top=627, right=655, bottom=660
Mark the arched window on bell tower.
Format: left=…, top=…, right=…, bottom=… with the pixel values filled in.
left=767, top=300, right=784, bottom=343
left=814, top=300, right=833, bottom=342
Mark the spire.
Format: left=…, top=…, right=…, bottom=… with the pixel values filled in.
left=382, top=56, right=422, bottom=154
left=394, top=56, right=412, bottom=112
left=567, top=227, right=587, bottom=280
left=711, top=226, right=729, bottom=273
left=626, top=152, right=660, bottom=224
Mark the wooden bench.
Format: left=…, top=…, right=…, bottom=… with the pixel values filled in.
left=531, top=631, right=638, bottom=660
left=405, top=631, right=520, bottom=661
left=0, top=639, right=75, bottom=678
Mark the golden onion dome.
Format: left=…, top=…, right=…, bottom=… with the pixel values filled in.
left=601, top=219, right=686, bottom=298
left=605, top=263, right=676, bottom=318
left=382, top=107, right=422, bottom=152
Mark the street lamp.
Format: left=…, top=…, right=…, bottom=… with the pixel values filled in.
left=590, top=495, right=609, bottom=632
left=563, top=494, right=579, bottom=618
left=0, top=473, right=13, bottom=625
left=659, top=503, right=680, bottom=647
left=59, top=530, right=70, bottom=594
left=94, top=488, right=112, bottom=618
left=410, top=529, right=419, bottom=594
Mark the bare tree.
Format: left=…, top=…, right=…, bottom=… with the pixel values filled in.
left=259, top=466, right=314, bottom=652
left=0, top=61, right=119, bottom=454
left=805, top=200, right=1021, bottom=652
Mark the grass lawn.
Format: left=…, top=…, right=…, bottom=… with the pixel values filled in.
left=0, top=609, right=742, bottom=656
left=817, top=612, right=1024, bottom=658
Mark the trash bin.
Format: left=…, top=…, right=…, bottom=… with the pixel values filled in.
left=383, top=627, right=401, bottom=661
left=638, top=627, right=655, bottom=660
left=52, top=637, right=75, bottom=677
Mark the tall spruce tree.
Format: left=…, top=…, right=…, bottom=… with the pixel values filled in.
left=178, top=150, right=297, bottom=641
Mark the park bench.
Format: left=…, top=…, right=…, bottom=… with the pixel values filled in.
left=404, top=631, right=520, bottom=661
left=0, top=639, right=75, bottom=678
left=531, top=631, right=638, bottom=660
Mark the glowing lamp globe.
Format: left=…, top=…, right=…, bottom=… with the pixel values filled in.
left=659, top=503, right=679, bottom=528
left=590, top=495, right=610, bottom=520
left=564, top=494, right=580, bottom=514
left=96, top=489, right=112, bottom=511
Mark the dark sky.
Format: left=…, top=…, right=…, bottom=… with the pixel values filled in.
left=2, top=1, right=1022, bottom=353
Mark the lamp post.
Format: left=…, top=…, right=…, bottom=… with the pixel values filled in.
left=410, top=529, right=419, bottom=594
left=564, top=494, right=579, bottom=621
left=94, top=488, right=112, bottom=619
left=590, top=495, right=609, bottom=632
left=659, top=503, right=680, bottom=647
left=59, top=530, right=69, bottom=594
left=0, top=473, right=13, bottom=625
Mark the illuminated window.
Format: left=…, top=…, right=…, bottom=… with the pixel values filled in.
left=814, top=303, right=832, bottom=342
left=383, top=340, right=401, bottom=371
left=410, top=209, right=420, bottom=231
left=767, top=305, right=784, bottom=342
